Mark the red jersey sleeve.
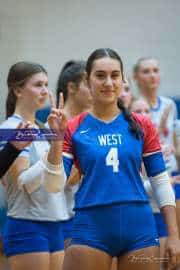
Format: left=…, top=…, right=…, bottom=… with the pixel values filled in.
left=63, top=111, right=88, bottom=157
left=132, top=112, right=161, bottom=155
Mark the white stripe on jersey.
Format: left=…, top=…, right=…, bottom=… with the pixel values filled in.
left=63, top=152, right=74, bottom=159
left=143, top=151, right=161, bottom=157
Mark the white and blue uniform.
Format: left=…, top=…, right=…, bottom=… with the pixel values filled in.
left=150, top=96, right=180, bottom=202
left=150, top=96, right=178, bottom=173
left=0, top=114, right=65, bottom=256
left=62, top=111, right=166, bottom=256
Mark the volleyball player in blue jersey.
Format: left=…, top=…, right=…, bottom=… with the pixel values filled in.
left=60, top=48, right=180, bottom=270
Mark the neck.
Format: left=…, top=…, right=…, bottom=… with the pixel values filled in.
left=140, top=88, right=157, bottom=107
left=64, top=100, right=87, bottom=119
left=14, top=105, right=36, bottom=123
left=91, top=101, right=120, bottom=121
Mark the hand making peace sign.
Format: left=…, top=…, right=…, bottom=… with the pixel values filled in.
left=47, top=92, right=68, bottom=138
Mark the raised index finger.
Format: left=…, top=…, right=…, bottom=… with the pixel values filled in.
left=49, top=91, right=56, bottom=109
left=58, top=92, right=64, bottom=110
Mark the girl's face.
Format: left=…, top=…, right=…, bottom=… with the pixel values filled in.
left=135, top=59, right=160, bottom=92
left=74, top=75, right=92, bottom=110
left=16, top=72, right=48, bottom=111
left=119, top=80, right=132, bottom=108
left=88, top=57, right=123, bottom=106
left=131, top=99, right=151, bottom=118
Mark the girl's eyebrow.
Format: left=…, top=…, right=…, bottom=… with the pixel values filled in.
left=95, top=70, right=121, bottom=73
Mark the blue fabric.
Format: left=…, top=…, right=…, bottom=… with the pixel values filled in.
left=61, top=218, right=74, bottom=241
left=71, top=203, right=159, bottom=257
left=3, top=217, right=64, bottom=256
left=174, top=183, right=180, bottom=200
left=0, top=207, right=7, bottom=237
left=64, top=113, right=155, bottom=209
left=172, top=97, right=180, bottom=119
left=63, top=156, right=73, bottom=179
left=172, top=172, right=180, bottom=199
left=36, top=106, right=50, bottom=123
left=143, top=152, right=166, bottom=177
left=154, top=213, right=168, bottom=238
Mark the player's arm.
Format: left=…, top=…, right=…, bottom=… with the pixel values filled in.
left=0, top=142, right=22, bottom=178
left=8, top=93, right=67, bottom=194
left=142, top=115, right=180, bottom=269
left=0, top=121, right=34, bottom=178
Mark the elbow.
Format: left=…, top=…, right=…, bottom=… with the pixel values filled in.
left=43, top=164, right=66, bottom=193
left=44, top=177, right=66, bottom=193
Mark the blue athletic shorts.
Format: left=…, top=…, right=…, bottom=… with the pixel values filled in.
left=2, top=217, right=64, bottom=257
left=172, top=171, right=180, bottom=200
left=61, top=218, right=74, bottom=241
left=154, top=213, right=168, bottom=238
left=174, top=184, right=180, bottom=200
left=71, top=203, right=159, bottom=257
left=0, top=207, right=7, bottom=238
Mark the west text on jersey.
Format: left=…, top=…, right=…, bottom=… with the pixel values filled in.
left=98, top=134, right=122, bottom=146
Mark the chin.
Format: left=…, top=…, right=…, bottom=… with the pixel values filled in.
left=37, top=101, right=46, bottom=110
left=101, top=98, right=117, bottom=105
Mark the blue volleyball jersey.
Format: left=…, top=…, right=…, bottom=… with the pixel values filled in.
left=63, top=111, right=166, bottom=209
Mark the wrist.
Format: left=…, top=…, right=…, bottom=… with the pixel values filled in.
left=167, top=227, right=179, bottom=238
left=9, top=142, right=22, bottom=152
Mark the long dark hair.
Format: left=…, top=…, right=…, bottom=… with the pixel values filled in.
left=86, top=48, right=142, bottom=139
left=6, top=61, right=47, bottom=118
left=56, top=60, right=86, bottom=106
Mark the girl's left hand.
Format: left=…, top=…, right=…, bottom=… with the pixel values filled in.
left=164, top=236, right=180, bottom=269
left=47, top=92, right=68, bottom=139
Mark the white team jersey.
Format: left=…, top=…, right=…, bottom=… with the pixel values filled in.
left=150, top=96, right=178, bottom=173
left=0, top=114, right=70, bottom=221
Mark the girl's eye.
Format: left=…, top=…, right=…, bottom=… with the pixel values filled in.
left=135, top=110, right=142, bottom=114
left=34, top=82, right=43, bottom=87
left=153, top=68, right=159, bottom=73
left=125, top=87, right=130, bottom=92
left=142, top=69, right=150, bottom=74
left=96, top=74, right=105, bottom=79
left=112, top=74, right=120, bottom=79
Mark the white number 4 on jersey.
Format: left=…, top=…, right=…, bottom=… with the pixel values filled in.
left=105, top=147, right=119, bottom=172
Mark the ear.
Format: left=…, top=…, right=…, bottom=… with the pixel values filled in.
left=14, top=87, right=23, bottom=98
left=84, top=72, right=91, bottom=90
left=67, top=82, right=77, bottom=95
left=133, top=72, right=138, bottom=81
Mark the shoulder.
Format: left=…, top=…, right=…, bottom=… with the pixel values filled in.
left=131, top=112, right=153, bottom=130
left=0, top=115, right=22, bottom=129
left=159, top=96, right=176, bottom=108
left=131, top=112, right=159, bottom=142
left=67, top=111, right=89, bottom=135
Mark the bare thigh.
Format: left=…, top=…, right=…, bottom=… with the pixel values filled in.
left=176, top=200, right=180, bottom=234
left=0, top=254, right=10, bottom=270
left=111, top=257, right=118, bottom=270
left=8, top=252, right=50, bottom=270
left=117, top=246, right=160, bottom=270
left=159, top=237, right=167, bottom=260
left=64, top=238, right=71, bottom=250
left=50, top=251, right=64, bottom=270
left=63, top=245, right=112, bottom=270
